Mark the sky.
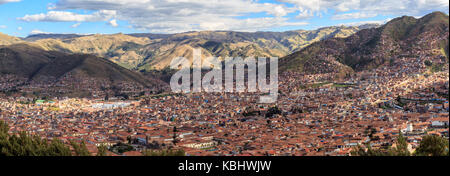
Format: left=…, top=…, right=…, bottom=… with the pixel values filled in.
left=0, top=0, right=449, bottom=37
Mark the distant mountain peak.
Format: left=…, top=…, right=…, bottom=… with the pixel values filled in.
left=279, top=11, right=449, bottom=78
left=0, top=32, right=22, bottom=45
left=24, top=33, right=86, bottom=41
left=358, top=24, right=381, bottom=30
left=3, top=26, right=364, bottom=71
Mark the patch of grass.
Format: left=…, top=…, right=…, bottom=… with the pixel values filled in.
left=299, top=82, right=331, bottom=89
left=150, top=93, right=179, bottom=98
left=332, top=83, right=355, bottom=88
left=429, top=63, right=445, bottom=73
left=439, top=40, right=449, bottom=61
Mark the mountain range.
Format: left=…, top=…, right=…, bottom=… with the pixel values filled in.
left=0, top=11, right=448, bottom=98
left=2, top=25, right=371, bottom=71
left=280, top=11, right=449, bottom=78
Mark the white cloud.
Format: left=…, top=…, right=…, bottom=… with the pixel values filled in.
left=19, top=10, right=116, bottom=22
left=17, top=26, right=22, bottom=31
left=0, top=0, right=20, bottom=5
left=338, top=18, right=392, bottom=27
left=108, top=19, right=118, bottom=27
left=270, top=5, right=291, bottom=17
left=30, top=29, right=52, bottom=35
left=15, top=0, right=449, bottom=33
left=71, top=23, right=81, bottom=28
left=332, top=12, right=378, bottom=20
left=279, top=0, right=449, bottom=20
left=0, top=25, right=6, bottom=29
left=19, top=0, right=303, bottom=33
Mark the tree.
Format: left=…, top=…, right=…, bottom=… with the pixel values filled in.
left=365, top=126, right=377, bottom=141
left=110, top=142, right=134, bottom=154
left=0, top=121, right=8, bottom=134
left=266, top=106, right=282, bottom=118
left=46, top=138, right=73, bottom=156
left=424, top=60, right=433, bottom=67
left=1, top=121, right=73, bottom=156
left=70, top=140, right=91, bottom=156
left=96, top=144, right=108, bottom=156
left=393, top=131, right=410, bottom=156
left=172, top=126, right=179, bottom=145
left=127, top=136, right=132, bottom=144
left=352, top=132, right=410, bottom=156
left=414, top=135, right=449, bottom=156
left=351, top=144, right=369, bottom=156
left=351, top=144, right=390, bottom=156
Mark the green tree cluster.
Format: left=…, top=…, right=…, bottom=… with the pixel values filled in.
left=1, top=120, right=109, bottom=156
left=352, top=132, right=449, bottom=156
left=266, top=106, right=282, bottom=118
left=415, top=135, right=449, bottom=156
left=69, top=140, right=91, bottom=156
left=1, top=121, right=72, bottom=156
left=96, top=144, right=108, bottom=156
